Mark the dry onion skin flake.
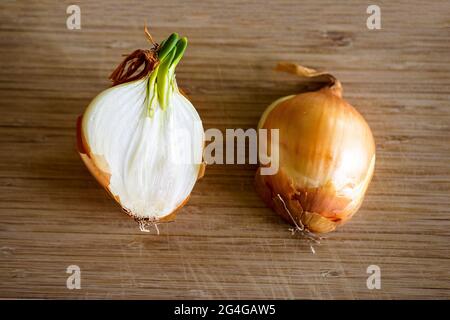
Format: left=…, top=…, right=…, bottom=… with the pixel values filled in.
left=77, top=29, right=205, bottom=229
left=256, top=62, right=375, bottom=237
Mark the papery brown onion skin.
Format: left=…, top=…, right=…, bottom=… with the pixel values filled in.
left=256, top=86, right=375, bottom=233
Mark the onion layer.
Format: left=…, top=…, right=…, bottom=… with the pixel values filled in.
left=256, top=62, right=375, bottom=234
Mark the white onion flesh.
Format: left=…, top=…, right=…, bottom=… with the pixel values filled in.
left=82, top=78, right=204, bottom=219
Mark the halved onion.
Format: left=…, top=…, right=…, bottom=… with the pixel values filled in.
left=77, top=32, right=205, bottom=227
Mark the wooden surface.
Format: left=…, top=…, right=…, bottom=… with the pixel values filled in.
left=0, top=0, right=449, bottom=299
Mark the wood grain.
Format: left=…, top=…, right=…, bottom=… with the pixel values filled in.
left=0, top=0, right=449, bottom=299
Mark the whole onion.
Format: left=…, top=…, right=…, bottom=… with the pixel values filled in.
left=256, top=62, right=375, bottom=235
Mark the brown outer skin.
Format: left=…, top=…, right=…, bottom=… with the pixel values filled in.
left=76, top=95, right=205, bottom=223
left=256, top=87, right=375, bottom=234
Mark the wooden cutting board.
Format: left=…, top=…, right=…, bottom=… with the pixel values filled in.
left=0, top=0, right=449, bottom=299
